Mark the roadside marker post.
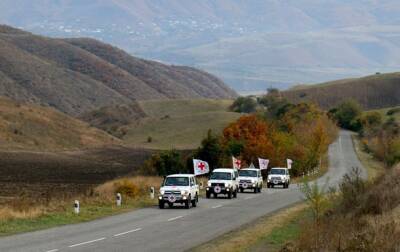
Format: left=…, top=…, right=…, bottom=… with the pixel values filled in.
left=74, top=200, right=80, bottom=214
left=150, top=187, right=155, bottom=199
left=116, top=193, right=122, bottom=206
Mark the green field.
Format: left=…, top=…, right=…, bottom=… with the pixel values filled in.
left=122, top=99, right=241, bottom=149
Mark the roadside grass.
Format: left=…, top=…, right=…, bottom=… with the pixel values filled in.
left=351, top=134, right=385, bottom=181
left=0, top=176, right=162, bottom=236
left=190, top=203, right=308, bottom=252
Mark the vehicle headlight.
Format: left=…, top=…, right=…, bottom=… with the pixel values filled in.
left=224, top=183, right=229, bottom=187
left=160, top=189, right=165, bottom=195
left=181, top=190, right=189, bottom=195
left=252, top=183, right=256, bottom=187
left=207, top=181, right=211, bottom=187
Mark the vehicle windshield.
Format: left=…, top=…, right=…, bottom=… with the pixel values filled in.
left=164, top=177, right=189, bottom=186
left=210, top=172, right=231, bottom=180
left=270, top=169, right=286, bottom=175
left=239, top=170, right=257, bottom=177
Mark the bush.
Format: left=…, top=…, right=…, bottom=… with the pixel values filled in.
left=230, top=96, right=258, bottom=113
left=331, top=99, right=362, bottom=131
left=114, top=179, right=140, bottom=198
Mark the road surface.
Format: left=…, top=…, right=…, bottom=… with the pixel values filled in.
left=0, top=131, right=366, bottom=252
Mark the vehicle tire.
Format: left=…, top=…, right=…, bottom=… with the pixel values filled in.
left=240, top=188, right=244, bottom=193
left=213, top=193, right=217, bottom=198
left=267, top=183, right=271, bottom=188
left=206, top=192, right=211, bottom=199
left=159, top=200, right=165, bottom=209
left=192, top=194, right=197, bottom=207
left=233, top=189, right=237, bottom=198
left=185, top=197, right=191, bottom=209
left=168, top=202, right=173, bottom=208
left=227, top=191, right=232, bottom=199
left=254, top=187, right=257, bottom=193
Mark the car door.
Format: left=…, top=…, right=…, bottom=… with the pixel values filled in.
left=191, top=177, right=198, bottom=196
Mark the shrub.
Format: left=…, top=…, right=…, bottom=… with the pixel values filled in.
left=114, top=179, right=140, bottom=198
left=230, top=96, right=258, bottom=113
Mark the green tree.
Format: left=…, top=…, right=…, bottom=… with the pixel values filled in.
left=230, top=96, right=258, bottom=113
left=332, top=99, right=362, bottom=130
left=194, top=129, right=222, bottom=171
left=142, top=150, right=186, bottom=176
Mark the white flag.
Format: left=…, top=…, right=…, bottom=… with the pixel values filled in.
left=232, top=156, right=242, bottom=169
left=287, top=159, right=293, bottom=169
left=193, top=159, right=209, bottom=176
left=258, top=158, right=269, bottom=170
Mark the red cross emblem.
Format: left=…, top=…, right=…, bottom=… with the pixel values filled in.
left=198, top=162, right=206, bottom=171
left=235, top=159, right=241, bottom=167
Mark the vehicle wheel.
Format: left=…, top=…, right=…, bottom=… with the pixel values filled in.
left=206, top=192, right=211, bottom=199
left=240, top=188, right=244, bottom=193
left=254, top=187, right=257, bottom=193
left=159, top=200, right=165, bottom=209
left=213, top=193, right=217, bottom=198
left=259, top=186, right=262, bottom=193
left=227, top=191, right=232, bottom=199
left=185, top=197, right=191, bottom=209
left=233, top=189, right=237, bottom=198
left=191, top=195, right=197, bottom=207
left=168, top=202, right=173, bottom=208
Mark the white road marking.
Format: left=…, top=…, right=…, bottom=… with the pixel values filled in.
left=244, top=196, right=254, bottom=200
left=68, top=237, right=106, bottom=248
left=45, top=250, right=59, bottom=252
left=168, top=215, right=183, bottom=222
left=114, top=228, right=142, bottom=237
left=211, top=204, right=223, bottom=209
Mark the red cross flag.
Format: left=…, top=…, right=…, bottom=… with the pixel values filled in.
left=258, top=158, right=269, bottom=170
left=193, top=159, right=210, bottom=176
left=232, top=156, right=242, bottom=169
left=287, top=159, right=293, bottom=169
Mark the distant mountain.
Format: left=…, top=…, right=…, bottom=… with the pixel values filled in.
left=282, top=72, right=400, bottom=110
left=0, top=25, right=236, bottom=115
left=1, top=1, right=400, bottom=91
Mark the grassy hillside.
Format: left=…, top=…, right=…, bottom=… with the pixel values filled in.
left=0, top=25, right=237, bottom=116
left=282, top=72, right=400, bottom=110
left=369, top=106, right=400, bottom=122
left=121, top=99, right=241, bottom=149
left=0, top=97, right=119, bottom=151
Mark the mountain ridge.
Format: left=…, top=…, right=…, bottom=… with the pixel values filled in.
left=0, top=25, right=237, bottom=115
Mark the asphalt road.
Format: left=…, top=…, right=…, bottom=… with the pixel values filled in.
left=0, top=130, right=366, bottom=252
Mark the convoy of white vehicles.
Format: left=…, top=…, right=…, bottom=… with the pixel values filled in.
left=158, top=167, right=291, bottom=209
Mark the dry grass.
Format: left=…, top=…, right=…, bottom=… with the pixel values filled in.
left=352, top=134, right=385, bottom=181
left=0, top=176, right=163, bottom=222
left=191, top=203, right=307, bottom=252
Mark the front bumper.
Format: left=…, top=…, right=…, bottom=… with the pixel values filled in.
left=158, top=194, right=189, bottom=203
left=206, top=186, right=232, bottom=194
left=239, top=182, right=257, bottom=189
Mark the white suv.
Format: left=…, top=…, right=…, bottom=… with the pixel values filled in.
left=238, top=168, right=263, bottom=193
left=206, top=168, right=238, bottom=199
left=158, top=174, right=199, bottom=209
left=267, top=168, right=290, bottom=188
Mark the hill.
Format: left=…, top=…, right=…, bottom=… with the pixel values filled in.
left=2, top=1, right=400, bottom=91
left=282, top=73, right=400, bottom=110
left=119, top=99, right=241, bottom=149
left=0, top=25, right=237, bottom=116
left=0, top=97, right=119, bottom=151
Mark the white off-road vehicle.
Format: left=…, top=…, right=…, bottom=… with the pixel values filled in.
left=238, top=168, right=263, bottom=193
left=267, top=167, right=290, bottom=188
left=158, top=174, right=199, bottom=209
left=206, top=168, right=238, bottom=199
